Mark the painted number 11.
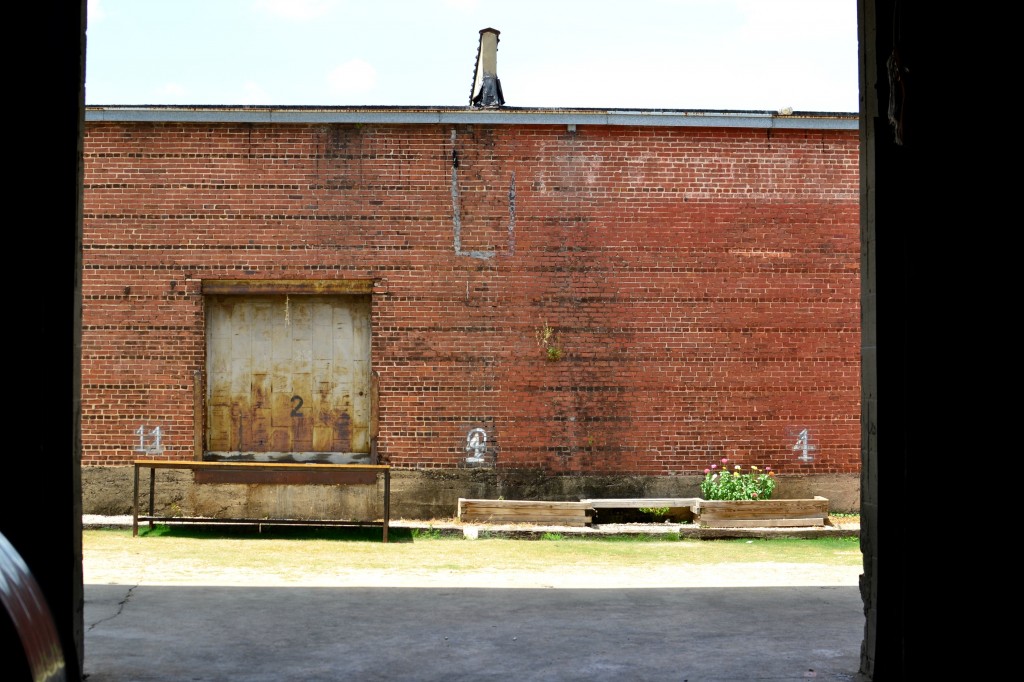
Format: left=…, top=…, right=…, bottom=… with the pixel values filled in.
left=135, top=425, right=163, bottom=454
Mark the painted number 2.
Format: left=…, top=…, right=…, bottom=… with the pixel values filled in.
left=290, top=395, right=304, bottom=417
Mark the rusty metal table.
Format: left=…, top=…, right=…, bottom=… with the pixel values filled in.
left=132, top=460, right=391, bottom=542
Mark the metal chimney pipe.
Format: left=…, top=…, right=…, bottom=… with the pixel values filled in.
left=470, top=28, right=504, bottom=107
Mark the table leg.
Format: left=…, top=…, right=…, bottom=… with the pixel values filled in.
left=383, top=469, right=390, bottom=543
left=148, top=468, right=156, bottom=531
left=132, top=464, right=140, bottom=537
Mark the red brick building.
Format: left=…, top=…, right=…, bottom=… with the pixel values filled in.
left=81, top=106, right=860, bottom=515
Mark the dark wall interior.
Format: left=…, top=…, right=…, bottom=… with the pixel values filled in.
left=860, top=1, right=938, bottom=676
left=0, top=2, right=85, bottom=679
left=2, top=1, right=939, bottom=679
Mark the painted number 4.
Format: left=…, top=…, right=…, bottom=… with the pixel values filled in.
left=792, top=428, right=816, bottom=462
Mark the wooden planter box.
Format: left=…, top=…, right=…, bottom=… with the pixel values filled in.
left=458, top=499, right=594, bottom=527
left=690, top=496, right=829, bottom=528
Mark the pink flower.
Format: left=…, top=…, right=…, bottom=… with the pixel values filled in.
left=721, top=458, right=729, bottom=465
left=704, top=468, right=711, bottom=474
left=765, top=466, right=772, bottom=472
left=710, top=464, right=717, bottom=470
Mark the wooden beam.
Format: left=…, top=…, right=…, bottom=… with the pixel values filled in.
left=457, top=498, right=594, bottom=525
left=581, top=498, right=701, bottom=508
left=692, top=498, right=829, bottom=517
left=459, top=499, right=591, bottom=509
left=193, top=469, right=378, bottom=485
left=193, top=370, right=204, bottom=460
left=460, top=515, right=591, bottom=527
left=201, top=279, right=374, bottom=295
left=697, top=518, right=825, bottom=528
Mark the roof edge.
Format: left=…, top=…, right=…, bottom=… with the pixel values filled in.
left=85, top=105, right=858, bottom=130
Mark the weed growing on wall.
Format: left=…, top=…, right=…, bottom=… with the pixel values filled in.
left=536, top=322, right=563, bottom=361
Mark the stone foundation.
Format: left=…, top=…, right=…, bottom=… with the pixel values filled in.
left=82, top=465, right=860, bottom=520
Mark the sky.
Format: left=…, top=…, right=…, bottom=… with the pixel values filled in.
left=84, top=0, right=859, bottom=113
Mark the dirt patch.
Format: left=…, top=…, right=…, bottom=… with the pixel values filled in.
left=83, top=522, right=862, bottom=589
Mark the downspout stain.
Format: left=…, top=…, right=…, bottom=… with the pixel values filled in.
left=450, top=128, right=515, bottom=259
left=507, top=171, right=516, bottom=256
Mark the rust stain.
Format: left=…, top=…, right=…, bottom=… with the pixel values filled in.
left=336, top=413, right=351, bottom=448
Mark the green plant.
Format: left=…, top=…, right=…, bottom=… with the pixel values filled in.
left=638, top=506, right=670, bottom=517
left=536, top=322, right=564, bottom=361
left=700, top=458, right=777, bottom=501
left=411, top=527, right=442, bottom=540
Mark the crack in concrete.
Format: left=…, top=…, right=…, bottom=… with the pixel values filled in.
left=87, top=584, right=137, bottom=631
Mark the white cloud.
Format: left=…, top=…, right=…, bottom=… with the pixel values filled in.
left=87, top=0, right=104, bottom=22
left=238, top=81, right=272, bottom=104
left=154, top=83, right=189, bottom=102
left=443, top=0, right=478, bottom=10
left=252, top=0, right=339, bottom=21
left=736, top=0, right=854, bottom=42
left=327, top=59, right=378, bottom=95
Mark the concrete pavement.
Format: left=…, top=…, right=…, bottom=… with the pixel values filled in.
left=82, top=516, right=866, bottom=681
left=84, top=583, right=864, bottom=681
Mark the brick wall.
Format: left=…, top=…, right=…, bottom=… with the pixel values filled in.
left=82, top=118, right=860, bottom=478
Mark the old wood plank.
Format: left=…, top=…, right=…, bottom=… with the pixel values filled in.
left=458, top=512, right=590, bottom=522
left=193, top=371, right=204, bottom=460
left=460, top=514, right=590, bottom=524
left=457, top=498, right=594, bottom=524
left=458, top=510, right=591, bottom=520
left=193, top=468, right=378, bottom=485
left=458, top=497, right=593, bottom=507
left=580, top=498, right=701, bottom=508
left=135, top=460, right=389, bottom=472
left=458, top=499, right=592, bottom=510
left=696, top=517, right=826, bottom=528
left=202, top=279, right=375, bottom=295
left=459, top=508, right=590, bottom=517
left=696, top=507, right=827, bottom=520
left=691, top=497, right=829, bottom=516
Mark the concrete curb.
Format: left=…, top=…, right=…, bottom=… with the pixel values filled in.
left=83, top=515, right=859, bottom=540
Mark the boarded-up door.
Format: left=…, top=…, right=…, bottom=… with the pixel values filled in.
left=205, top=294, right=372, bottom=463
